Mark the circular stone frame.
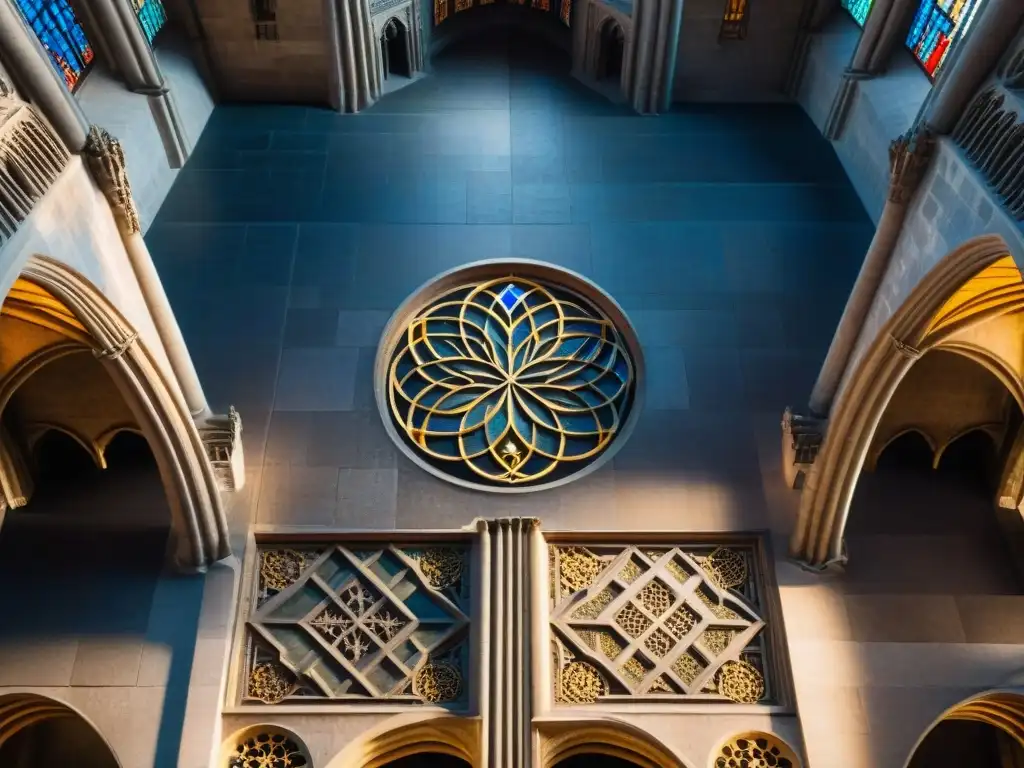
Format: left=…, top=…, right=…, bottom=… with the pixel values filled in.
left=374, top=259, right=645, bottom=494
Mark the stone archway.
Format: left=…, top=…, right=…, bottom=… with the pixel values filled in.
left=0, top=256, right=229, bottom=571
left=792, top=235, right=1022, bottom=568
left=324, top=713, right=479, bottom=768
left=0, top=693, right=121, bottom=767
left=903, top=691, right=1024, bottom=767
left=538, top=719, right=691, bottom=768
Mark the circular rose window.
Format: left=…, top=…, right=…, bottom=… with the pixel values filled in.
left=375, top=261, right=642, bottom=492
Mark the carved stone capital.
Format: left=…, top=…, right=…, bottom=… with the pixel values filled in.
left=887, top=127, right=936, bottom=204
left=93, top=331, right=138, bottom=360
left=890, top=335, right=922, bottom=359
left=781, top=407, right=826, bottom=489
left=198, top=406, right=246, bottom=492
left=84, top=126, right=141, bottom=235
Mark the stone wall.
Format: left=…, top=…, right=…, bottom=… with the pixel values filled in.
left=76, top=34, right=216, bottom=233
left=674, top=0, right=803, bottom=101
left=795, top=12, right=931, bottom=223
left=837, top=139, right=1024, bottom=401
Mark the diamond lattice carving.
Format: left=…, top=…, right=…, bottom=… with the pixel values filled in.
left=550, top=544, right=772, bottom=703
left=243, top=542, right=470, bottom=705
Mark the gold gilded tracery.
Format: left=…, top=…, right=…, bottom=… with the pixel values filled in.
left=387, top=275, right=635, bottom=488
left=243, top=542, right=470, bottom=706
left=550, top=544, right=775, bottom=704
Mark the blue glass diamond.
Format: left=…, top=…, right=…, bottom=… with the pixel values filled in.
left=496, top=283, right=525, bottom=313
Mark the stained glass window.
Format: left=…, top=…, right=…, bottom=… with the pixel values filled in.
left=384, top=274, right=635, bottom=490
left=719, top=0, right=749, bottom=40
left=906, top=0, right=982, bottom=79
left=14, top=0, right=93, bottom=91
left=560, top=0, right=571, bottom=26
left=841, top=0, right=873, bottom=26
left=130, top=0, right=166, bottom=43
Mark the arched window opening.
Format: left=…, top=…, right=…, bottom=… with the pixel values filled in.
left=556, top=754, right=642, bottom=767
left=379, top=755, right=472, bottom=767
left=908, top=718, right=1024, bottom=768
left=905, top=0, right=983, bottom=79
left=32, top=428, right=98, bottom=486
left=937, top=429, right=999, bottom=493
left=874, top=430, right=935, bottom=473
left=102, top=430, right=156, bottom=471
left=842, top=0, right=873, bottom=27
left=381, top=19, right=412, bottom=80
left=597, top=21, right=624, bottom=83
left=0, top=695, right=119, bottom=768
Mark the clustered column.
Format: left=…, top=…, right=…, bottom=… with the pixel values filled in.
left=622, top=0, right=683, bottom=114
left=324, top=0, right=381, bottom=113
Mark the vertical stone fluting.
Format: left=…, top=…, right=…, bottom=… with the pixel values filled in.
left=623, top=0, right=682, bottom=114
left=807, top=127, right=935, bottom=417
left=483, top=518, right=536, bottom=768
left=330, top=0, right=379, bottom=112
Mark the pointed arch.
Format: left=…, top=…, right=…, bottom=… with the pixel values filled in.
left=866, top=427, right=938, bottom=471
left=0, top=255, right=229, bottom=571
left=792, top=235, right=1019, bottom=568
left=221, top=724, right=314, bottom=767
left=537, top=717, right=692, bottom=768
left=323, top=713, right=479, bottom=768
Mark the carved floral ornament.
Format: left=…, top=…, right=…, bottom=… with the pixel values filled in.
left=380, top=270, right=639, bottom=491
left=229, top=729, right=310, bottom=767
left=550, top=544, right=774, bottom=705
left=243, top=543, right=469, bottom=706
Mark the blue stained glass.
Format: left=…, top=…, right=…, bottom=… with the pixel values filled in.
left=841, top=0, right=874, bottom=26
left=14, top=0, right=93, bottom=91
left=497, top=283, right=525, bottom=312
left=131, top=0, right=167, bottom=43
left=906, top=0, right=981, bottom=78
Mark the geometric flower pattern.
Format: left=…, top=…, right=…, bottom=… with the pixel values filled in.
left=550, top=544, right=772, bottom=703
left=243, top=543, right=469, bottom=705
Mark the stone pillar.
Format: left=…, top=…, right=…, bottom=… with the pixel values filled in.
left=622, top=0, right=682, bottom=114
left=326, top=0, right=380, bottom=113
left=481, top=518, right=536, bottom=767
left=822, top=0, right=918, bottom=139
left=83, top=126, right=245, bottom=491
left=80, top=0, right=191, bottom=166
left=806, top=127, right=934, bottom=418
left=922, top=0, right=1024, bottom=135
left=0, top=0, right=89, bottom=151
left=784, top=0, right=841, bottom=97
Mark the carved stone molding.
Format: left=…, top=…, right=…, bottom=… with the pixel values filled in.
left=83, top=126, right=141, bottom=235
left=781, top=407, right=825, bottom=490
left=0, top=422, right=32, bottom=513
left=887, top=127, right=936, bottom=204
left=952, top=87, right=1024, bottom=220
left=198, top=406, right=246, bottom=492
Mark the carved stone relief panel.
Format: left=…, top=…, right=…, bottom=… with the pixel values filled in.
left=241, top=541, right=471, bottom=707
left=549, top=543, right=778, bottom=705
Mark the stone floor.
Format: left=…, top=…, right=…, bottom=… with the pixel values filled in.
left=146, top=33, right=874, bottom=535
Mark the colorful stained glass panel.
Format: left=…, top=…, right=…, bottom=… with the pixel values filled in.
left=841, top=0, right=873, bottom=27
left=906, top=0, right=982, bottom=78
left=14, top=0, right=93, bottom=91
left=560, top=0, right=571, bottom=25
left=131, top=0, right=167, bottom=43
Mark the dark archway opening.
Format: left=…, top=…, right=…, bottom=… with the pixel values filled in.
left=907, top=719, right=1024, bottom=768
left=380, top=755, right=472, bottom=767
left=874, top=430, right=934, bottom=474
left=32, top=429, right=98, bottom=487
left=0, top=706, right=119, bottom=768
left=597, top=21, right=624, bottom=83
left=937, top=429, right=999, bottom=493
left=556, top=755, right=642, bottom=767
left=104, top=430, right=157, bottom=471
left=382, top=19, right=412, bottom=80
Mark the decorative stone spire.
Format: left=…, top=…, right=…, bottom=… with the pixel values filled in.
left=84, top=126, right=141, bottom=234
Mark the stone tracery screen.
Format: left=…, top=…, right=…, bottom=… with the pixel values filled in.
left=550, top=542, right=779, bottom=705
left=240, top=541, right=471, bottom=707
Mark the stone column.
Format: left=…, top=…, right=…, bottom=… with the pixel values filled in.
left=80, top=0, right=191, bottom=166
left=326, top=0, right=380, bottom=113
left=481, top=518, right=536, bottom=767
left=823, top=0, right=918, bottom=139
left=922, top=0, right=1024, bottom=134
left=0, top=0, right=89, bottom=151
left=784, top=0, right=841, bottom=97
left=622, top=0, right=682, bottom=114
left=806, top=128, right=934, bottom=418
left=83, top=126, right=245, bottom=491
